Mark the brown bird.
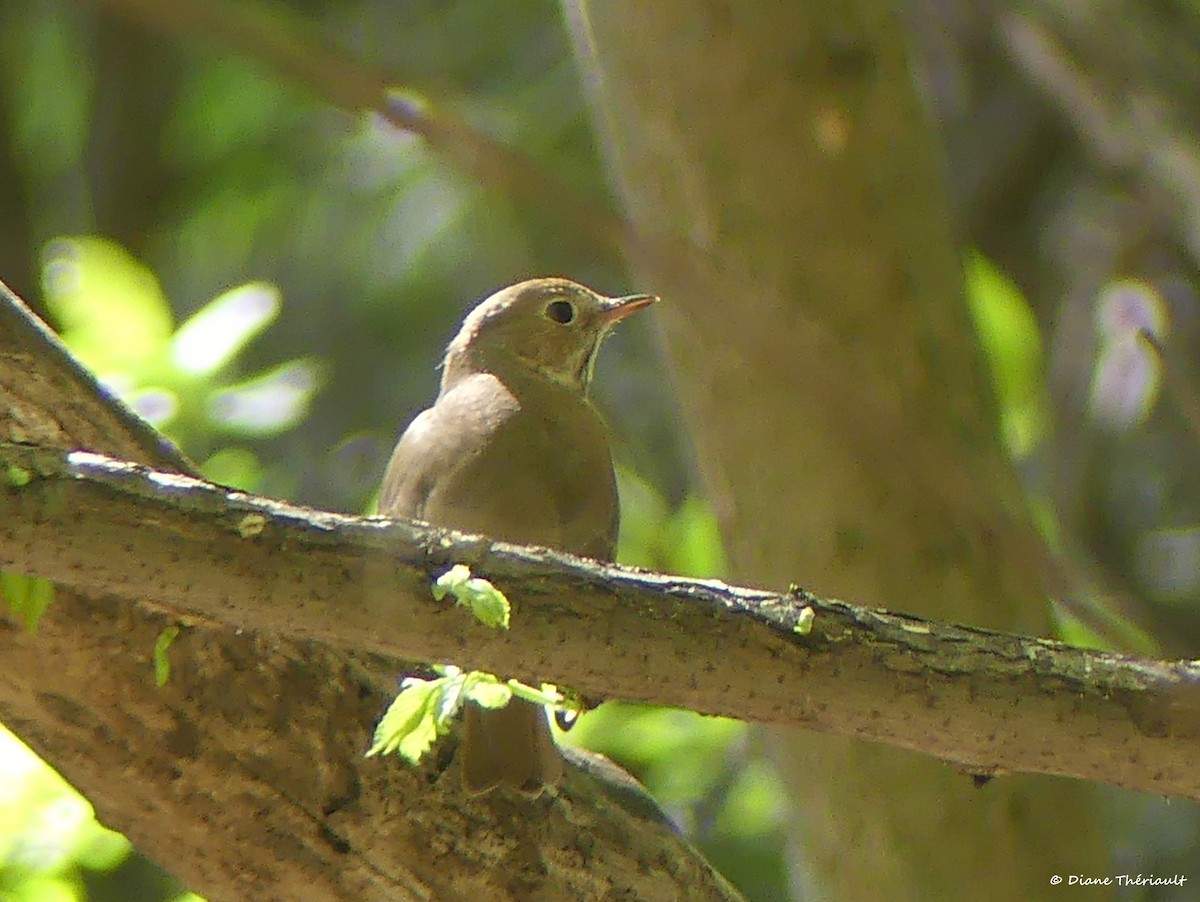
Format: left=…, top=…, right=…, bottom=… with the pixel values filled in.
left=378, top=277, right=656, bottom=793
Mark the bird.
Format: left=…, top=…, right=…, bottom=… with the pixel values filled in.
left=378, top=277, right=657, bottom=793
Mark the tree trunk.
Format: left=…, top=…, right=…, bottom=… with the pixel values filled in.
left=563, top=0, right=1108, bottom=896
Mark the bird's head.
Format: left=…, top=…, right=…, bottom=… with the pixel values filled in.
left=442, top=277, right=657, bottom=394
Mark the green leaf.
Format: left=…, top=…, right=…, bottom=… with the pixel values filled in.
left=368, top=664, right=485, bottom=764
left=1051, top=600, right=1159, bottom=657
left=614, top=466, right=671, bottom=569
left=792, top=607, right=815, bottom=635
left=432, top=565, right=511, bottom=629
left=465, top=678, right=513, bottom=709
left=207, top=358, right=323, bottom=435
left=616, top=467, right=728, bottom=578
left=171, top=282, right=280, bottom=377
left=153, top=626, right=180, bottom=687
left=41, top=236, right=174, bottom=379
left=200, top=447, right=263, bottom=492
left=965, top=252, right=1047, bottom=457
left=664, top=494, right=729, bottom=578
left=0, top=723, right=132, bottom=887
left=368, top=676, right=443, bottom=763
left=1, top=572, right=55, bottom=632
left=564, top=702, right=746, bottom=804
left=369, top=667, right=565, bottom=766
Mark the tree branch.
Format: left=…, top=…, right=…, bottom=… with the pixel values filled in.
left=3, top=438, right=1200, bottom=802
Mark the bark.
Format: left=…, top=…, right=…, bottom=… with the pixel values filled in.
left=4, top=439, right=1200, bottom=802
left=563, top=0, right=1108, bottom=896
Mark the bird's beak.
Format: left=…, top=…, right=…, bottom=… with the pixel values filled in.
left=599, top=293, right=658, bottom=324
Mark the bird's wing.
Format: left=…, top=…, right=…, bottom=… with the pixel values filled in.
left=377, top=372, right=519, bottom=521
left=378, top=372, right=618, bottom=559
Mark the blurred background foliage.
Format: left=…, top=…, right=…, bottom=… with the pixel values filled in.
left=3, top=0, right=1200, bottom=898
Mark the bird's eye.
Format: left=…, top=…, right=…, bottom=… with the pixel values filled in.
left=544, top=299, right=576, bottom=325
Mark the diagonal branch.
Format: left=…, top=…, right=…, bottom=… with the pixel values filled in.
left=86, top=0, right=636, bottom=265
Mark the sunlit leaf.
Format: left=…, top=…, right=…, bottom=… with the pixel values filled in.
left=464, top=676, right=512, bottom=710
left=171, top=281, right=280, bottom=376
left=367, top=675, right=442, bottom=763
left=615, top=466, right=672, bottom=569
left=207, top=358, right=323, bottom=435
left=200, top=447, right=263, bottom=492
left=5, top=465, right=32, bottom=488
left=41, top=237, right=174, bottom=378
left=664, top=495, right=729, bottom=578
left=367, top=666, right=564, bottom=767
left=1051, top=600, right=1159, bottom=656
left=965, top=252, right=1047, bottom=457
left=368, top=666, right=505, bottom=764
left=0, top=725, right=130, bottom=879
left=0, top=572, right=55, bottom=632
left=153, top=626, right=180, bottom=688
left=711, top=759, right=788, bottom=840
left=431, top=564, right=511, bottom=629
left=566, top=703, right=745, bottom=805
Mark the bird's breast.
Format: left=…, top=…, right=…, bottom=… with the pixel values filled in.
left=419, top=374, right=619, bottom=559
